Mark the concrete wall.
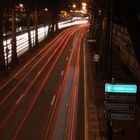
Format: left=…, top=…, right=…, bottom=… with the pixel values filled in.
left=112, top=23, right=140, bottom=81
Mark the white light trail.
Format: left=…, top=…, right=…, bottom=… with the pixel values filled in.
left=3, top=18, right=88, bottom=63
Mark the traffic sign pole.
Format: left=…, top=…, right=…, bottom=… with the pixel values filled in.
left=108, top=120, right=112, bottom=140
left=104, top=80, right=137, bottom=140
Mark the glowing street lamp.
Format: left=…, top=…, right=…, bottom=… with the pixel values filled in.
left=72, top=4, right=76, bottom=9
left=45, top=8, right=48, bottom=12
left=19, top=3, right=23, bottom=8
left=16, top=3, right=24, bottom=12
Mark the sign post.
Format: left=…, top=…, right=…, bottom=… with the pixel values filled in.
left=105, top=84, right=137, bottom=93
left=104, top=82, right=137, bottom=140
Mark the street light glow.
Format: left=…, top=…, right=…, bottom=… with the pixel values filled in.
left=72, top=4, right=76, bottom=9
left=82, top=3, right=87, bottom=6
left=19, top=3, right=23, bottom=8
left=45, top=8, right=48, bottom=11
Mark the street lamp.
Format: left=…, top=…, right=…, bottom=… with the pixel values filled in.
left=15, top=3, right=25, bottom=12
left=45, top=8, right=48, bottom=12
left=19, top=3, right=23, bottom=8
left=19, top=3, right=24, bottom=12
left=72, top=4, right=76, bottom=9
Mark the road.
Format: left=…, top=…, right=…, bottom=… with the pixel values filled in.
left=0, top=24, right=89, bottom=140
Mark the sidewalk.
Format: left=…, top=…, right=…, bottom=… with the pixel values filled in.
left=87, top=44, right=140, bottom=140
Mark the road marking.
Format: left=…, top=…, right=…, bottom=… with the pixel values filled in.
left=61, top=70, right=64, bottom=76
left=51, top=95, right=56, bottom=106
left=83, top=39, right=88, bottom=140
left=16, top=94, right=24, bottom=105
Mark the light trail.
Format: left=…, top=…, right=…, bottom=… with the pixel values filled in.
left=0, top=26, right=77, bottom=91
left=0, top=27, right=79, bottom=132
left=65, top=28, right=87, bottom=140
left=3, top=18, right=88, bottom=63
left=53, top=28, right=87, bottom=140
left=67, top=47, right=80, bottom=140
left=11, top=26, right=82, bottom=140
left=43, top=28, right=81, bottom=140
left=0, top=30, right=68, bottom=106
left=43, top=26, right=88, bottom=140
left=0, top=23, right=89, bottom=139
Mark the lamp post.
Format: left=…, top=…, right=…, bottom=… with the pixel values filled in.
left=45, top=8, right=48, bottom=12
left=44, top=8, right=48, bottom=37
left=19, top=3, right=24, bottom=11
left=72, top=4, right=76, bottom=9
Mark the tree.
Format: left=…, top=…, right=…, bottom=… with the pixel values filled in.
left=34, top=1, right=39, bottom=46
left=11, top=4, right=18, bottom=64
left=45, top=0, right=65, bottom=34
left=0, top=2, right=6, bottom=71
left=25, top=1, right=32, bottom=52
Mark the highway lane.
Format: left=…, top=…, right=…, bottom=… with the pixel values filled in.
left=0, top=28, right=72, bottom=98
left=0, top=26, right=77, bottom=139
left=43, top=28, right=87, bottom=140
left=0, top=24, right=89, bottom=140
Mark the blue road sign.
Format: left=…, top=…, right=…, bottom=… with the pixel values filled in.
left=105, top=84, right=137, bottom=93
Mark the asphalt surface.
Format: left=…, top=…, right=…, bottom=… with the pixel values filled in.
left=0, top=25, right=88, bottom=140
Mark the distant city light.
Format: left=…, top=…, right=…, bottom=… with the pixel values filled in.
left=82, top=3, right=87, bottom=6
left=82, top=2, right=87, bottom=12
